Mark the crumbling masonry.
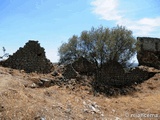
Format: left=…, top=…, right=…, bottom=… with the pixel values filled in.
left=0, top=40, right=53, bottom=73
left=137, top=37, right=160, bottom=69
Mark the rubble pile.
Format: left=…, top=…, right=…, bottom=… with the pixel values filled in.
left=26, top=59, right=157, bottom=96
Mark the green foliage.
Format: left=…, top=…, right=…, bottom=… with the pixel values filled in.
left=58, top=35, right=80, bottom=63
left=58, top=25, right=136, bottom=67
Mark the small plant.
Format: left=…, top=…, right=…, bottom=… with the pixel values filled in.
left=0, top=47, right=9, bottom=60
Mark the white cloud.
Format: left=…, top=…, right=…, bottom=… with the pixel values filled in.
left=117, top=17, right=160, bottom=36
left=91, top=0, right=121, bottom=20
left=137, top=18, right=160, bottom=27
left=91, top=0, right=160, bottom=37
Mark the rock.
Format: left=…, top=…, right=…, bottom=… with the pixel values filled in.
left=62, top=64, right=78, bottom=79
left=52, top=70, right=59, bottom=76
left=29, top=78, right=52, bottom=88
left=30, top=83, right=39, bottom=88
left=0, top=104, right=5, bottom=112
left=83, top=100, right=103, bottom=115
left=34, top=116, right=46, bottom=120
left=137, top=37, right=160, bottom=69
left=40, top=78, right=51, bottom=87
left=115, top=117, right=121, bottom=120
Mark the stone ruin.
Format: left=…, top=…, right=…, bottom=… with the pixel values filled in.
left=51, top=58, right=156, bottom=96
left=137, top=37, right=160, bottom=69
left=101, top=61, right=125, bottom=76
left=96, top=60, right=156, bottom=87
left=92, top=61, right=156, bottom=96
left=54, top=57, right=155, bottom=88
left=72, top=57, right=96, bottom=75
left=61, top=57, right=97, bottom=79
left=0, top=40, right=53, bottom=73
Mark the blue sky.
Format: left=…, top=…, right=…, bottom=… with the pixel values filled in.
left=0, top=0, right=160, bottom=62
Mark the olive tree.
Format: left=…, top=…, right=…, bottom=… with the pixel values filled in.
left=58, top=35, right=80, bottom=64
left=58, top=25, right=136, bottom=67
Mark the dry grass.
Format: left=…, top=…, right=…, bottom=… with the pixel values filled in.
left=0, top=66, right=160, bottom=120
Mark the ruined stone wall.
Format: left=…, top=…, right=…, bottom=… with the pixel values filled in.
left=60, top=59, right=155, bottom=87
left=96, top=61, right=153, bottom=87
left=137, top=37, right=160, bottom=69
left=72, top=57, right=97, bottom=75
left=137, top=37, right=160, bottom=51
left=60, top=57, right=96, bottom=79
left=95, top=68, right=155, bottom=90
left=0, top=40, right=53, bottom=73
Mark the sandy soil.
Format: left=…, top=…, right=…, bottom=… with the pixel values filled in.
left=0, top=66, right=160, bottom=120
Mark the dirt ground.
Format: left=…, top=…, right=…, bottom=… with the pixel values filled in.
left=0, top=66, right=160, bottom=120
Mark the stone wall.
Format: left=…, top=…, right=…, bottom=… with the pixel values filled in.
left=137, top=37, right=160, bottom=51
left=137, top=37, right=160, bottom=69
left=72, top=57, right=96, bottom=75
left=95, top=61, right=155, bottom=87
left=0, top=40, right=53, bottom=73
left=59, top=59, right=155, bottom=87
left=59, top=57, right=96, bottom=79
left=101, top=61, right=125, bottom=76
